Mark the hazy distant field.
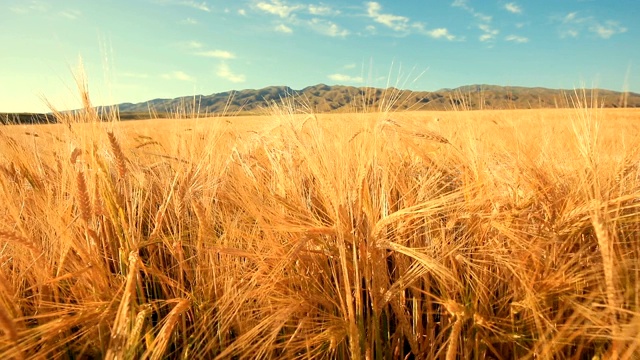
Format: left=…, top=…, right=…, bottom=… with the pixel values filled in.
left=2, top=106, right=640, bottom=359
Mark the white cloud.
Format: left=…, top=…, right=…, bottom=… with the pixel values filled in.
left=478, top=24, right=498, bottom=41
left=328, top=74, right=364, bottom=83
left=256, top=0, right=302, bottom=18
left=161, top=71, right=195, bottom=81
left=309, top=18, right=349, bottom=37
left=238, top=9, right=247, bottom=15
left=558, top=12, right=590, bottom=37
left=504, top=3, right=522, bottom=14
left=451, top=0, right=469, bottom=10
left=196, top=50, right=236, bottom=59
left=452, top=0, right=491, bottom=22
left=275, top=24, right=293, bottom=33
left=182, top=17, right=199, bottom=24
left=343, top=63, right=357, bottom=70
left=180, top=1, right=210, bottom=12
left=564, top=29, right=579, bottom=38
left=121, top=72, right=150, bottom=79
left=563, top=12, right=578, bottom=23
left=309, top=4, right=338, bottom=16
left=9, top=1, right=49, bottom=13
left=558, top=12, right=626, bottom=39
left=186, top=41, right=204, bottom=49
left=365, top=25, right=376, bottom=34
left=505, top=34, right=529, bottom=43
left=427, top=28, right=458, bottom=41
left=59, top=10, right=81, bottom=19
left=217, top=63, right=246, bottom=83
left=590, top=21, right=627, bottom=39
left=366, top=2, right=410, bottom=32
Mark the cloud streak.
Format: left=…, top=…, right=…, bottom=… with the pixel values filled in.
left=558, top=11, right=627, bottom=39
left=504, top=3, right=522, bottom=14
left=9, top=0, right=48, bottom=14
left=427, top=28, right=458, bottom=41
left=328, top=73, right=364, bottom=83
left=590, top=21, right=627, bottom=39
left=59, top=10, right=82, bottom=19
left=256, top=0, right=302, bottom=18
left=180, top=1, right=210, bottom=12
left=196, top=50, right=236, bottom=59
left=275, top=24, right=293, bottom=33
left=309, top=18, right=349, bottom=37
left=452, top=0, right=492, bottom=22
left=366, top=2, right=409, bottom=32
left=478, top=24, right=498, bottom=42
left=309, top=4, right=338, bottom=16
left=217, top=63, right=246, bottom=83
left=161, top=71, right=194, bottom=81
left=505, top=34, right=528, bottom=43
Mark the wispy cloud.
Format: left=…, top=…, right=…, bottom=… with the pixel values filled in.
left=161, top=71, right=195, bottom=81
left=505, top=34, right=528, bottom=43
left=309, top=18, right=349, bottom=37
left=343, top=63, right=357, bottom=70
left=59, top=9, right=81, bottom=20
left=181, top=17, right=199, bottom=25
left=426, top=28, right=458, bottom=41
left=452, top=0, right=492, bottom=22
left=366, top=2, right=410, bottom=32
left=238, top=9, right=247, bottom=16
left=275, top=23, right=293, bottom=33
left=309, top=4, right=339, bottom=16
left=478, top=24, right=499, bottom=42
left=196, top=50, right=236, bottom=59
left=557, top=11, right=626, bottom=39
left=180, top=1, right=210, bottom=12
left=9, top=0, right=48, bottom=14
left=256, top=0, right=302, bottom=18
left=186, top=41, right=204, bottom=49
left=590, top=21, right=627, bottom=39
left=328, top=73, right=364, bottom=83
left=452, top=0, right=493, bottom=42
left=504, top=3, right=522, bottom=14
left=121, top=72, right=150, bottom=79
left=217, top=63, right=246, bottom=83
left=255, top=2, right=348, bottom=37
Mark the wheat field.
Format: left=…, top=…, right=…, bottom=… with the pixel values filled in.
left=1, top=91, right=640, bottom=359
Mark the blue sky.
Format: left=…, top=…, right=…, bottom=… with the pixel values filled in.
left=1, top=0, right=638, bottom=112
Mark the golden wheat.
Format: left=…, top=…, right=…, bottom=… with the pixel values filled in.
left=1, top=86, right=639, bottom=359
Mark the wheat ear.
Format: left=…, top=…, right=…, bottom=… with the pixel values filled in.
left=76, top=170, right=92, bottom=223
left=107, top=131, right=128, bottom=178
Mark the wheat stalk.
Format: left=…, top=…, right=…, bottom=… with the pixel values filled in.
left=0, top=303, right=24, bottom=360
left=107, top=131, right=128, bottom=178
left=144, top=299, right=191, bottom=360
left=105, top=251, right=140, bottom=360
left=591, top=212, right=622, bottom=358
left=444, top=300, right=465, bottom=360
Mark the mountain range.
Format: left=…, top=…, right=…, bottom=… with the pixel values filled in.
left=115, top=84, right=640, bottom=117
left=3, top=84, right=639, bottom=123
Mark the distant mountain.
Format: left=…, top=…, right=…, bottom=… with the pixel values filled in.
left=3, top=84, right=639, bottom=124
left=114, top=84, right=640, bottom=117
